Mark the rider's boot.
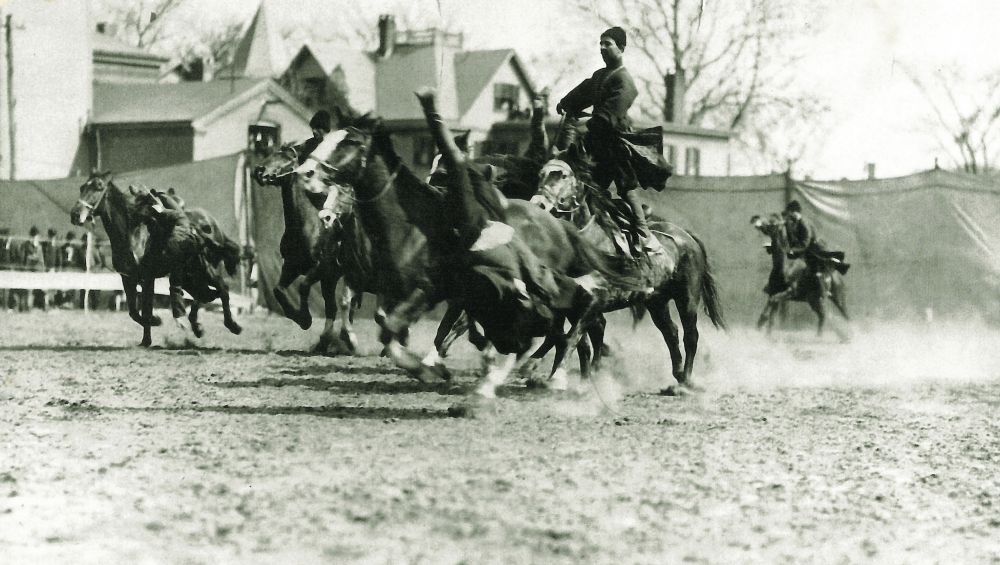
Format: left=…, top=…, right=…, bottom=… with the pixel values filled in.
left=624, top=189, right=662, bottom=255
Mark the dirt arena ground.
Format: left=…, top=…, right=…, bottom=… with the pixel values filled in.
left=2, top=308, right=999, bottom=564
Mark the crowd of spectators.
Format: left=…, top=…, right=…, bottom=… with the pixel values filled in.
left=1, top=225, right=119, bottom=312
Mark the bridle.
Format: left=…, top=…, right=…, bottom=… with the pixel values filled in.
left=77, top=177, right=112, bottom=220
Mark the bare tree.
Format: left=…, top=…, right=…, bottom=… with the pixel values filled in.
left=93, top=0, right=186, bottom=50
left=564, top=0, right=828, bottom=171
left=280, top=0, right=464, bottom=50
left=906, top=66, right=1000, bottom=175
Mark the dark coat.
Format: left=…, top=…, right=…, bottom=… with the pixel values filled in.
left=559, top=66, right=671, bottom=192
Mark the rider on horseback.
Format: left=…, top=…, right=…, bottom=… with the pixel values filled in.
left=556, top=26, right=670, bottom=256
left=783, top=200, right=850, bottom=295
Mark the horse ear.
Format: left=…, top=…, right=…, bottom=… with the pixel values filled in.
left=167, top=187, right=176, bottom=196
left=750, top=215, right=761, bottom=225
left=128, top=184, right=138, bottom=195
left=454, top=131, right=470, bottom=153
left=330, top=105, right=346, bottom=128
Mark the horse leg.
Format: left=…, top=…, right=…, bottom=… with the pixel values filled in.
left=647, top=298, right=685, bottom=393
left=381, top=289, right=445, bottom=382
left=671, top=293, right=703, bottom=393
left=139, top=276, right=155, bottom=347
left=421, top=302, right=468, bottom=381
left=587, top=314, right=607, bottom=373
left=296, top=264, right=323, bottom=331
left=272, top=266, right=304, bottom=327
left=312, top=270, right=342, bottom=354
left=217, top=278, right=242, bottom=335
left=337, top=284, right=362, bottom=354
left=187, top=300, right=204, bottom=338
left=167, top=273, right=193, bottom=336
left=123, top=275, right=161, bottom=326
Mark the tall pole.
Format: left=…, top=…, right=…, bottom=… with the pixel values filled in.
left=5, top=14, right=16, bottom=180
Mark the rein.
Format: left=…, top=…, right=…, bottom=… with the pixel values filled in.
left=353, top=162, right=400, bottom=205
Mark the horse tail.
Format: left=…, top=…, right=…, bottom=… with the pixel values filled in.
left=628, top=302, right=647, bottom=329
left=691, top=233, right=726, bottom=330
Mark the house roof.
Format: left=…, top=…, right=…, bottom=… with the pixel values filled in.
left=91, top=79, right=311, bottom=126
left=454, top=49, right=535, bottom=116
left=223, top=0, right=290, bottom=78
left=91, top=31, right=169, bottom=64
left=375, top=43, right=459, bottom=120
left=293, top=43, right=377, bottom=113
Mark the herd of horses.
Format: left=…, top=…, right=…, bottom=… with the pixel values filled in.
left=67, top=90, right=847, bottom=413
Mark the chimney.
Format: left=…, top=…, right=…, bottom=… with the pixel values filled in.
left=865, top=162, right=876, bottom=180
left=664, top=69, right=686, bottom=123
left=377, top=15, right=396, bottom=59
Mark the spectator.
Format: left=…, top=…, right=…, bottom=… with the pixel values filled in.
left=22, top=226, right=46, bottom=309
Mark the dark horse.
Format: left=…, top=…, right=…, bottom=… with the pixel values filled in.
left=71, top=172, right=180, bottom=327
left=252, top=144, right=361, bottom=353
left=299, top=90, right=646, bottom=405
left=751, top=214, right=848, bottom=336
left=129, top=185, right=242, bottom=347
left=533, top=153, right=726, bottom=393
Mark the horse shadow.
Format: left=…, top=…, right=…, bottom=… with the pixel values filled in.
left=63, top=401, right=451, bottom=420
left=0, top=344, right=129, bottom=352
left=206, top=375, right=468, bottom=396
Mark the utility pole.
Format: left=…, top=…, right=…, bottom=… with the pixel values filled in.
left=5, top=13, right=16, bottom=180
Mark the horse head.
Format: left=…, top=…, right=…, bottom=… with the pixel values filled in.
left=296, top=113, right=381, bottom=195
left=751, top=213, right=788, bottom=254
left=532, top=159, right=582, bottom=216
left=252, top=142, right=301, bottom=186
left=71, top=171, right=115, bottom=226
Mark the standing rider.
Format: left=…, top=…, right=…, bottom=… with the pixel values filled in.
left=557, top=26, right=667, bottom=255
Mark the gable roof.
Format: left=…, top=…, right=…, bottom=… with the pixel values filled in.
left=91, top=79, right=311, bottom=126
left=375, top=44, right=459, bottom=121
left=454, top=49, right=535, bottom=116
left=290, top=43, right=377, bottom=113
left=91, top=32, right=169, bottom=63
left=224, top=0, right=290, bottom=78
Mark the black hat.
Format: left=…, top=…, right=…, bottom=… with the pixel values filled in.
left=310, top=110, right=332, bottom=133
left=65, top=231, right=76, bottom=240
left=601, top=26, right=626, bottom=50
left=29, top=226, right=39, bottom=237
left=785, top=200, right=802, bottom=213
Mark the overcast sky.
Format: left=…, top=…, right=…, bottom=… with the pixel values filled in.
left=184, top=0, right=997, bottom=179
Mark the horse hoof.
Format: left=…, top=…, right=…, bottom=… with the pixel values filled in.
left=149, top=315, right=163, bottom=327
left=419, top=362, right=451, bottom=383
left=225, top=321, right=243, bottom=335
left=339, top=329, right=358, bottom=353
left=139, top=338, right=152, bottom=348
left=192, top=324, right=205, bottom=339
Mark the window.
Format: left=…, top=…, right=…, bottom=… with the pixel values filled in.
left=684, top=147, right=701, bottom=176
left=301, top=77, right=327, bottom=108
left=493, top=82, right=520, bottom=113
left=413, top=135, right=435, bottom=166
left=666, top=144, right=677, bottom=169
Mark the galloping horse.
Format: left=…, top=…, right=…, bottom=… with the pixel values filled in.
left=532, top=154, right=726, bottom=393
left=751, top=214, right=848, bottom=336
left=71, top=172, right=181, bottom=327
left=129, top=185, right=243, bottom=346
left=297, top=94, right=645, bottom=403
left=252, top=144, right=362, bottom=353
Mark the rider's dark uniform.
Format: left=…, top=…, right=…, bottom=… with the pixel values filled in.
left=559, top=66, right=642, bottom=196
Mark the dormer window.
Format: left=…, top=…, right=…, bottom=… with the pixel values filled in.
left=493, top=83, right=520, bottom=113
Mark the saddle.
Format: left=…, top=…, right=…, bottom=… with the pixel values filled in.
left=594, top=198, right=667, bottom=258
